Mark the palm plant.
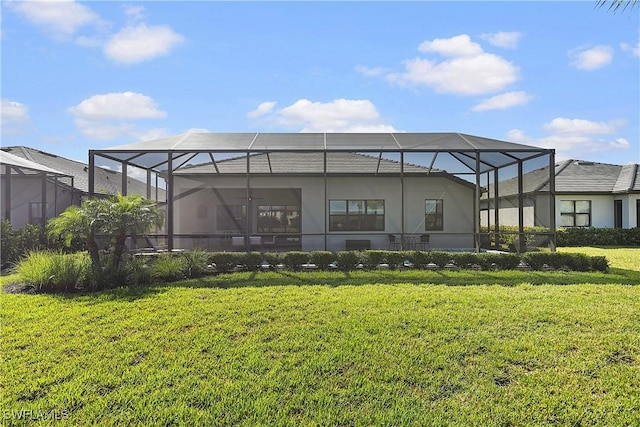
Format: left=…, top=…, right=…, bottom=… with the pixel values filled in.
left=596, top=0, right=639, bottom=13
left=48, top=194, right=163, bottom=287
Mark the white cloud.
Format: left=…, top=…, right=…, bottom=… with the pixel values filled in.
left=569, top=45, right=613, bottom=70
left=506, top=117, right=629, bottom=159
left=479, top=31, right=522, bottom=49
left=620, top=41, right=640, bottom=57
left=68, top=92, right=167, bottom=121
left=1, top=99, right=30, bottom=135
left=384, top=34, right=520, bottom=95
left=355, top=65, right=388, bottom=77
left=471, top=91, right=531, bottom=112
left=73, top=119, right=135, bottom=141
left=543, top=117, right=616, bottom=136
left=247, top=101, right=277, bottom=119
left=418, top=34, right=483, bottom=57
left=1, top=99, right=29, bottom=123
left=6, top=0, right=101, bottom=40
left=123, top=5, right=146, bottom=23
left=248, top=98, right=398, bottom=132
left=67, top=92, right=167, bottom=140
left=104, top=24, right=185, bottom=64
left=7, top=1, right=184, bottom=64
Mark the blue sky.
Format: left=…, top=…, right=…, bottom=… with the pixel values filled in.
left=2, top=1, right=639, bottom=165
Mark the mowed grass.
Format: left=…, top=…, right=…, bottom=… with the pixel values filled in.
left=2, top=248, right=640, bottom=426
left=558, top=246, right=640, bottom=271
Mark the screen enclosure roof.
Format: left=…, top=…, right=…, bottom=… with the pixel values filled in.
left=94, top=132, right=553, bottom=173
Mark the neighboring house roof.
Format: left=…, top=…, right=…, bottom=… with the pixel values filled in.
left=1, top=146, right=152, bottom=196
left=485, top=159, right=640, bottom=198
left=1, top=150, right=71, bottom=177
left=174, top=152, right=476, bottom=188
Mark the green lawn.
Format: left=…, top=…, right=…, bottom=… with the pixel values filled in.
left=2, top=247, right=639, bottom=426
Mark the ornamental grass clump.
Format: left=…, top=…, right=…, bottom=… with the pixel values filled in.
left=14, top=251, right=90, bottom=292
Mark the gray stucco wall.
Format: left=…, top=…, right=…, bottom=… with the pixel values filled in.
left=173, top=174, right=475, bottom=251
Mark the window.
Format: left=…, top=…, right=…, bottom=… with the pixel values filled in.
left=29, top=202, right=47, bottom=225
left=329, top=199, right=384, bottom=231
left=216, top=204, right=246, bottom=231
left=425, top=199, right=443, bottom=231
left=257, top=205, right=300, bottom=233
left=560, top=200, right=591, bottom=227
left=637, top=200, right=640, bottom=229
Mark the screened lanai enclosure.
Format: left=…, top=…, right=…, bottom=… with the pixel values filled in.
left=1, top=150, right=75, bottom=228
left=89, top=133, right=556, bottom=253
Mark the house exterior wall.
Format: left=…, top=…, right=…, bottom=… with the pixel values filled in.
left=483, top=193, right=640, bottom=230
left=173, top=174, right=475, bottom=251
left=0, top=176, right=74, bottom=228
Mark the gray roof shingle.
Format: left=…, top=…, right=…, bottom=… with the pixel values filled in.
left=486, top=159, right=640, bottom=197
left=1, top=146, right=152, bottom=196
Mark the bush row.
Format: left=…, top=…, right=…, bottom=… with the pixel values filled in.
left=557, top=227, right=640, bottom=247
left=203, top=250, right=607, bottom=274
left=12, top=249, right=608, bottom=292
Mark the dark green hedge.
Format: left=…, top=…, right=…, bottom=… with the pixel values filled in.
left=557, top=227, right=640, bottom=247
left=205, top=250, right=608, bottom=273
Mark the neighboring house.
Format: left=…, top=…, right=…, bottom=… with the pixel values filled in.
left=1, top=146, right=155, bottom=228
left=481, top=160, right=640, bottom=230
left=89, top=132, right=556, bottom=252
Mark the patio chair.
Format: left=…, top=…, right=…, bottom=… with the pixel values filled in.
left=415, top=234, right=430, bottom=251
left=388, top=234, right=401, bottom=250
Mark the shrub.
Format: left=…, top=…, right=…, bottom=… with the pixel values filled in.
left=310, top=251, right=335, bottom=270
left=1, top=220, right=17, bottom=269
left=181, top=249, right=210, bottom=278
left=475, top=253, right=520, bottom=271
left=425, top=251, right=456, bottom=268
left=364, top=250, right=388, bottom=268
left=336, top=251, right=360, bottom=271
left=557, top=227, right=640, bottom=247
left=481, top=225, right=551, bottom=251
left=1, top=222, right=61, bottom=270
left=407, top=250, right=430, bottom=268
left=283, top=251, right=310, bottom=271
left=15, top=251, right=90, bottom=292
left=262, top=252, right=285, bottom=269
left=590, top=256, right=609, bottom=272
left=209, top=252, right=245, bottom=273
left=125, top=256, right=154, bottom=285
left=244, top=252, right=263, bottom=271
left=385, top=251, right=406, bottom=269
left=152, top=254, right=187, bottom=282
